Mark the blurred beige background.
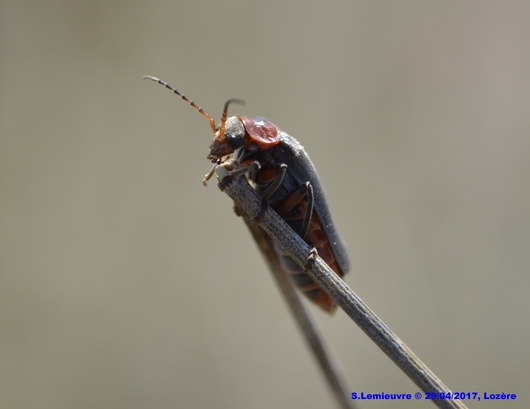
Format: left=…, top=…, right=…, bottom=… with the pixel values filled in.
left=1, top=1, right=529, bottom=408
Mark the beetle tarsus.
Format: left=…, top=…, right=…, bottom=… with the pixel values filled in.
left=218, top=175, right=235, bottom=191
left=249, top=197, right=269, bottom=226
left=304, top=247, right=318, bottom=272
left=203, top=163, right=218, bottom=186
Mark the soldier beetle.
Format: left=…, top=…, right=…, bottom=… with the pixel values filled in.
left=144, top=76, right=349, bottom=312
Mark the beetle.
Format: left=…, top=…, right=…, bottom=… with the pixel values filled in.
left=143, top=76, right=349, bottom=313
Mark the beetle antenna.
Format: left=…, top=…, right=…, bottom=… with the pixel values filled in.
left=143, top=75, right=217, bottom=135
left=219, top=98, right=245, bottom=142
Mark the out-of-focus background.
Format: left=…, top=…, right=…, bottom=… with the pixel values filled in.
left=2, top=1, right=529, bottom=408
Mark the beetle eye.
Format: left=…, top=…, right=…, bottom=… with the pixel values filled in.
left=225, top=133, right=245, bottom=149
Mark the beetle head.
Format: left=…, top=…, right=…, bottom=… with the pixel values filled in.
left=208, top=115, right=246, bottom=161
left=207, top=99, right=246, bottom=162
left=142, top=76, right=245, bottom=162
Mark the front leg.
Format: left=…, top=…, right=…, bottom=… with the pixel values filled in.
left=216, top=160, right=261, bottom=190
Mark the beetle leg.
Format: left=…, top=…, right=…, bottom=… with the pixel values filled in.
left=304, top=247, right=318, bottom=272
left=244, top=163, right=286, bottom=225
left=202, top=163, right=218, bottom=186
left=256, top=164, right=288, bottom=199
left=230, top=160, right=261, bottom=178
left=299, top=182, right=314, bottom=238
left=249, top=197, right=269, bottom=226
left=276, top=182, right=314, bottom=238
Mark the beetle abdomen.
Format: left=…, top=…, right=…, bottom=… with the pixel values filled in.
left=240, top=128, right=349, bottom=313
left=273, top=200, right=345, bottom=313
